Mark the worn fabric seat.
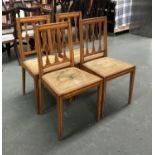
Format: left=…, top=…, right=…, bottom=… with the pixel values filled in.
left=66, top=48, right=104, bottom=65
left=83, top=57, right=135, bottom=78
left=42, top=67, right=101, bottom=95
left=23, top=55, right=69, bottom=76
left=2, top=33, right=14, bottom=43
left=2, top=28, right=14, bottom=35
left=66, top=48, right=81, bottom=64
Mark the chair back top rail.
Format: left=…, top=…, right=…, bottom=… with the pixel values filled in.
left=35, top=21, right=74, bottom=76
left=80, top=16, right=107, bottom=64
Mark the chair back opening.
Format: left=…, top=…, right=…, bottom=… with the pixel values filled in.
left=56, top=12, right=82, bottom=45
left=35, top=22, right=74, bottom=76
left=16, top=15, right=51, bottom=61
left=80, top=16, right=107, bottom=64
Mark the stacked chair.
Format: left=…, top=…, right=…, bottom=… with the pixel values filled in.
left=15, top=10, right=136, bottom=140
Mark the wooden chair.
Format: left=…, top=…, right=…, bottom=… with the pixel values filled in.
left=2, top=8, right=20, bottom=63
left=35, top=21, right=102, bottom=140
left=79, top=16, right=136, bottom=117
left=56, top=12, right=82, bottom=66
left=16, top=15, right=51, bottom=114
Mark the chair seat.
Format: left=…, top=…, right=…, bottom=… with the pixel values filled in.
left=66, top=48, right=104, bottom=64
left=23, top=55, right=70, bottom=76
left=2, top=34, right=14, bottom=43
left=83, top=57, right=135, bottom=78
left=2, top=28, right=14, bottom=35
left=66, top=48, right=81, bottom=64
left=42, top=67, right=101, bottom=95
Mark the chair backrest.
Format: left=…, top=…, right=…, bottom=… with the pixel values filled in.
left=2, top=8, right=17, bottom=37
left=35, top=22, right=74, bottom=76
left=17, top=6, right=41, bottom=17
left=2, top=0, right=7, bottom=11
left=16, top=15, right=51, bottom=61
left=95, top=0, right=111, bottom=16
left=56, top=12, right=82, bottom=45
left=79, top=16, right=107, bottom=64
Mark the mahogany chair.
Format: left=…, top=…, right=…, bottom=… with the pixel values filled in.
left=2, top=0, right=7, bottom=11
left=79, top=16, right=136, bottom=117
left=35, top=21, right=102, bottom=140
left=17, top=5, right=41, bottom=18
left=2, top=8, right=20, bottom=63
left=16, top=15, right=51, bottom=114
left=56, top=12, right=83, bottom=66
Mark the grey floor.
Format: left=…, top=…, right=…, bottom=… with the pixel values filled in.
left=2, top=33, right=152, bottom=155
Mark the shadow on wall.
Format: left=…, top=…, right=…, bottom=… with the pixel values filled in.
left=130, top=0, right=152, bottom=38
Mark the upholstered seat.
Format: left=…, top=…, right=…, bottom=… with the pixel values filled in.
left=83, top=57, right=135, bottom=78
left=42, top=67, right=101, bottom=95
left=2, top=28, right=14, bottom=35
left=66, top=48, right=104, bottom=64
left=23, top=55, right=69, bottom=76
left=2, top=33, right=14, bottom=43
left=66, top=48, right=80, bottom=64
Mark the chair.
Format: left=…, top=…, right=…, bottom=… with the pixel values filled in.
left=56, top=12, right=82, bottom=66
left=16, top=15, right=51, bottom=114
left=35, top=21, right=102, bottom=140
left=17, top=5, right=41, bottom=18
left=79, top=16, right=136, bottom=117
left=2, top=8, right=20, bottom=63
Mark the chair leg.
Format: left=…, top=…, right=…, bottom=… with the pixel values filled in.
left=35, top=78, right=41, bottom=114
left=22, top=67, right=26, bottom=96
left=6, top=43, right=11, bottom=58
left=128, top=68, right=136, bottom=104
left=96, top=81, right=103, bottom=121
left=14, top=40, right=20, bottom=65
left=101, top=79, right=106, bottom=118
left=57, top=96, right=63, bottom=141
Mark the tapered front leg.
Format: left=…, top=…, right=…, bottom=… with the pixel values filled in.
left=96, top=81, right=103, bottom=121
left=38, top=79, right=44, bottom=114
left=101, top=79, right=106, bottom=118
left=22, top=67, right=26, bottom=96
left=128, top=68, right=136, bottom=104
left=57, top=96, right=63, bottom=141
